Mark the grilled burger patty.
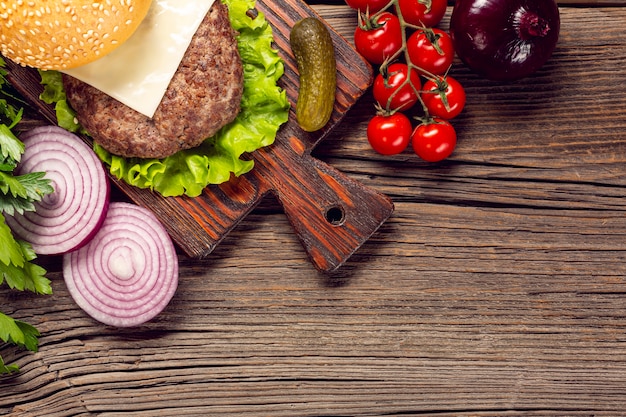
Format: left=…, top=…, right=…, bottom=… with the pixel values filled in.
left=63, top=1, right=244, bottom=159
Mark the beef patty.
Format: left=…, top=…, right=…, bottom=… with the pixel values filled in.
left=63, top=1, right=244, bottom=159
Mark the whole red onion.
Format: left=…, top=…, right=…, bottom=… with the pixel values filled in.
left=449, top=0, right=560, bottom=81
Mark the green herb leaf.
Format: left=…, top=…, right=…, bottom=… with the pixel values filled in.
left=0, top=213, right=24, bottom=268
left=0, top=57, right=51, bottom=373
left=0, top=121, right=24, bottom=164
left=0, top=355, right=20, bottom=374
left=0, top=171, right=54, bottom=216
left=0, top=311, right=40, bottom=351
left=0, top=216, right=52, bottom=294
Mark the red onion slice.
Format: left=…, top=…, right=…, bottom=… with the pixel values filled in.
left=6, top=125, right=109, bottom=255
left=63, top=202, right=179, bottom=327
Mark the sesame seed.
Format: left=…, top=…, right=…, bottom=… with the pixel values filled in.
left=2, top=0, right=151, bottom=69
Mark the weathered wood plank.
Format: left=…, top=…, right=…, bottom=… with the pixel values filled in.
left=2, top=4, right=626, bottom=417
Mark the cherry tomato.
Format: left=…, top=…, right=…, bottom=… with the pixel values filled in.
left=421, top=76, right=466, bottom=120
left=406, top=28, right=455, bottom=76
left=367, top=112, right=413, bottom=155
left=397, top=0, right=447, bottom=28
left=354, top=12, right=403, bottom=65
left=411, top=118, right=457, bottom=162
left=345, top=0, right=389, bottom=14
left=372, top=63, right=422, bottom=112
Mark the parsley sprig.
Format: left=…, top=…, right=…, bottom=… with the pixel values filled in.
left=0, top=57, right=53, bottom=374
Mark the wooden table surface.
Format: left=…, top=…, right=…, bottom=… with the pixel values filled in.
left=3, top=1, right=626, bottom=415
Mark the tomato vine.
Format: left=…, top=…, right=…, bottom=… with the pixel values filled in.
left=347, top=0, right=465, bottom=160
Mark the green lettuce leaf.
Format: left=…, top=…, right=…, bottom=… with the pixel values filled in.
left=46, top=0, right=289, bottom=197
left=39, top=70, right=84, bottom=133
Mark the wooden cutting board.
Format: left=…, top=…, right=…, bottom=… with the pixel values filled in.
left=6, top=0, right=394, bottom=273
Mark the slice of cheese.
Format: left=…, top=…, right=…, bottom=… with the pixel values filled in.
left=63, top=0, right=216, bottom=118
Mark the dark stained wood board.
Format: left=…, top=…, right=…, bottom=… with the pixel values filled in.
left=5, top=0, right=393, bottom=273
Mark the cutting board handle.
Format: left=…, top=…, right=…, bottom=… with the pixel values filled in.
left=254, top=136, right=394, bottom=272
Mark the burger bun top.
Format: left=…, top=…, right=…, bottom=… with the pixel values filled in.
left=0, top=0, right=153, bottom=70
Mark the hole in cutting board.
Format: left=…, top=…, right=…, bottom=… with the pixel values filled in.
left=325, top=205, right=345, bottom=226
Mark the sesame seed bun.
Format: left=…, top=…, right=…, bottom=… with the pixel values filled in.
left=0, top=0, right=153, bottom=70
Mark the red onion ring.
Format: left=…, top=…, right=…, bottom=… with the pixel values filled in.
left=5, top=125, right=109, bottom=255
left=63, top=202, right=179, bottom=327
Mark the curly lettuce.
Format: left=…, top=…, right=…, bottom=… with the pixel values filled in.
left=42, top=0, right=289, bottom=198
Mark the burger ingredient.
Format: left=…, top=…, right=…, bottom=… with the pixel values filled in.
left=354, top=12, right=403, bottom=65
left=421, top=76, right=466, bottom=120
left=347, top=0, right=463, bottom=162
left=411, top=118, right=457, bottom=162
left=0, top=60, right=52, bottom=373
left=372, top=62, right=421, bottom=112
left=0, top=0, right=153, bottom=70
left=290, top=17, right=337, bottom=132
left=44, top=0, right=290, bottom=197
left=64, top=1, right=244, bottom=159
left=5, top=126, right=110, bottom=255
left=62, top=0, right=216, bottom=119
left=397, top=0, right=447, bottom=28
left=406, top=28, right=455, bottom=77
left=63, top=202, right=178, bottom=328
left=345, top=0, right=390, bottom=14
left=367, top=112, right=413, bottom=156
left=449, top=0, right=560, bottom=81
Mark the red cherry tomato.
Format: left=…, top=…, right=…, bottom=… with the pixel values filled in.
left=407, top=28, right=455, bottom=76
left=397, top=0, right=447, bottom=28
left=411, top=118, right=457, bottom=162
left=367, top=112, right=413, bottom=155
left=421, top=76, right=466, bottom=120
left=344, top=0, right=389, bottom=14
left=373, top=63, right=422, bottom=112
left=354, top=12, right=403, bottom=65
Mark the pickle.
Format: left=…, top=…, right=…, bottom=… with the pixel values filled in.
left=289, top=17, right=337, bottom=132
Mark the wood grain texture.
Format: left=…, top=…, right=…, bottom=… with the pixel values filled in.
left=2, top=3, right=626, bottom=417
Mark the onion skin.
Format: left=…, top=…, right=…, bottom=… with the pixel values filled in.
left=449, top=0, right=560, bottom=81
